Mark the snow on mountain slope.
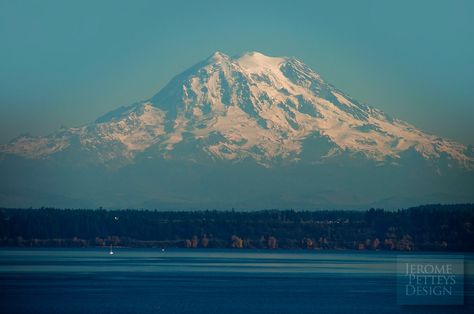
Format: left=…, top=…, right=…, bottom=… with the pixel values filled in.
left=1, top=103, right=166, bottom=162
left=1, top=51, right=472, bottom=169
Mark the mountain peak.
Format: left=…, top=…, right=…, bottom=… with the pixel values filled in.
left=238, top=51, right=267, bottom=58
left=235, top=51, right=286, bottom=73
left=207, top=51, right=230, bottom=63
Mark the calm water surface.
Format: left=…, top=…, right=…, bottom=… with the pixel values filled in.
left=0, top=248, right=473, bottom=313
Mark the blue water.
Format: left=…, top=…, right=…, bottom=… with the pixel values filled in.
left=0, top=248, right=473, bottom=313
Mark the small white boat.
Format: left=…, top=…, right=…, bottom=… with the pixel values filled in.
left=109, top=244, right=114, bottom=255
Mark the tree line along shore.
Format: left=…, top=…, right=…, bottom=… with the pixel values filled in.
left=0, top=204, right=473, bottom=251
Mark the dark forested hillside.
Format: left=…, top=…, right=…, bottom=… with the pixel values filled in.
left=1, top=204, right=473, bottom=251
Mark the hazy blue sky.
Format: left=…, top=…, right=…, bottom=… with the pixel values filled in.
left=1, top=0, right=473, bottom=144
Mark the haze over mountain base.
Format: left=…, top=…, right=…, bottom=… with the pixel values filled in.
left=1, top=156, right=472, bottom=209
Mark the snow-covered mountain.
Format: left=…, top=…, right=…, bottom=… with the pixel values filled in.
left=1, top=51, right=473, bottom=209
